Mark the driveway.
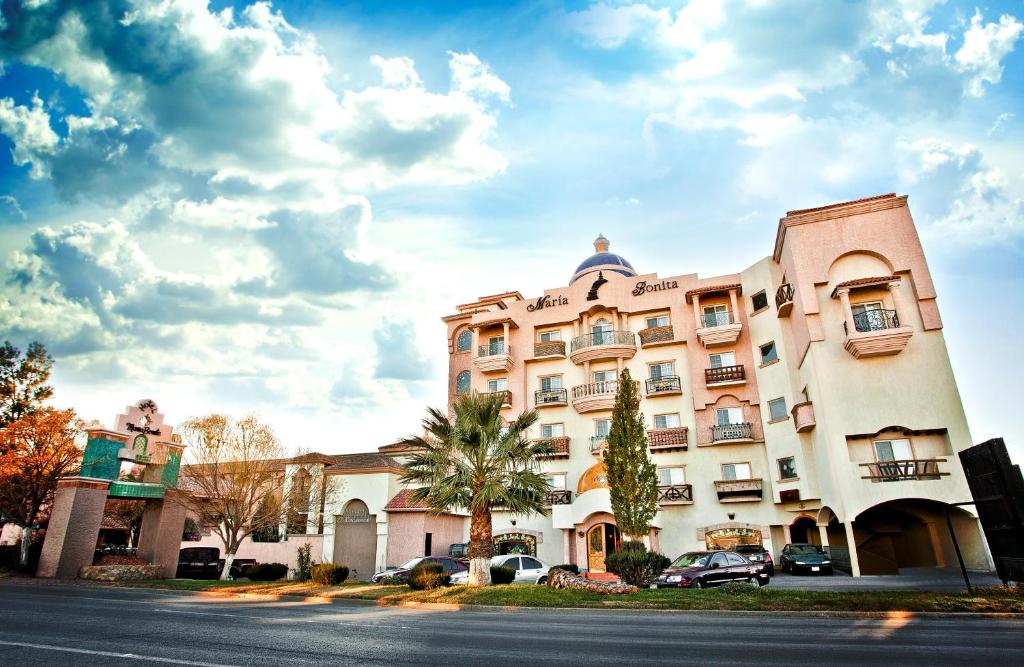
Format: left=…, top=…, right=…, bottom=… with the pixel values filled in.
left=769, top=567, right=1003, bottom=592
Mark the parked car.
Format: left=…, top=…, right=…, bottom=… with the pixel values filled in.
left=448, top=543, right=468, bottom=558
left=176, top=547, right=221, bottom=579
left=450, top=554, right=552, bottom=585
left=653, top=551, right=771, bottom=589
left=734, top=544, right=775, bottom=576
left=370, top=556, right=468, bottom=583
left=779, top=544, right=833, bottom=575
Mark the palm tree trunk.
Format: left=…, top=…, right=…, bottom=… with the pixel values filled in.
left=466, top=508, right=493, bottom=587
left=20, top=526, right=31, bottom=569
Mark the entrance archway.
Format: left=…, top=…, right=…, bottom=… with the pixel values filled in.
left=790, top=516, right=819, bottom=545
left=334, top=500, right=377, bottom=580
left=586, top=523, right=621, bottom=573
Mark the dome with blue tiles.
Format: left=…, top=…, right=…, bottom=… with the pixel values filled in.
left=570, top=235, right=636, bottom=284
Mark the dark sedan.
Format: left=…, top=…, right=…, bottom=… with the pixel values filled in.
left=779, top=544, right=834, bottom=575
left=734, top=544, right=775, bottom=576
left=653, top=550, right=771, bottom=589
left=370, top=556, right=467, bottom=583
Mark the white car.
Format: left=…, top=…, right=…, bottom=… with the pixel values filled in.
left=450, top=554, right=552, bottom=585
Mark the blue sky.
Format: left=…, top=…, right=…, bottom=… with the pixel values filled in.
left=0, top=0, right=1022, bottom=460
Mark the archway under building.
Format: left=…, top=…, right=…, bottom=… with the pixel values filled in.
left=851, top=499, right=988, bottom=575
left=333, top=500, right=376, bottom=580
left=789, top=515, right=819, bottom=545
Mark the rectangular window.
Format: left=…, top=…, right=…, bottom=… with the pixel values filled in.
left=874, top=438, right=912, bottom=461
left=645, top=315, right=670, bottom=329
left=546, top=473, right=567, bottom=490
left=538, top=330, right=561, bottom=342
left=702, top=304, right=730, bottom=327
left=541, top=423, right=564, bottom=438
left=751, top=290, right=768, bottom=311
left=654, top=413, right=681, bottom=429
left=488, top=378, right=508, bottom=392
left=540, top=375, right=562, bottom=391
left=593, top=369, right=617, bottom=383
left=649, top=362, right=674, bottom=379
left=768, top=397, right=788, bottom=421
left=657, top=467, right=686, bottom=486
left=759, top=341, right=778, bottom=364
left=778, top=457, right=798, bottom=480
left=488, top=335, right=505, bottom=355
left=595, top=419, right=611, bottom=437
left=722, top=463, right=752, bottom=481
left=709, top=351, right=736, bottom=368
left=716, top=407, right=744, bottom=426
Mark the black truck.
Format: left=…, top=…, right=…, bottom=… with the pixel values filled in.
left=176, top=547, right=258, bottom=579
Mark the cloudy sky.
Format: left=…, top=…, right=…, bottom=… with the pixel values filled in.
left=0, top=0, right=1022, bottom=460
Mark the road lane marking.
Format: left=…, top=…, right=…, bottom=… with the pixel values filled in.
left=153, top=607, right=411, bottom=629
left=0, top=639, right=240, bottom=666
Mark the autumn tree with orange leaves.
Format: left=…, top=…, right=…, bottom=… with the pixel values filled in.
left=0, top=408, right=83, bottom=568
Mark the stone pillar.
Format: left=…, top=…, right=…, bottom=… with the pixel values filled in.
left=501, top=321, right=509, bottom=349
left=844, top=521, right=862, bottom=577
left=926, top=521, right=946, bottom=567
left=691, top=294, right=702, bottom=327
left=728, top=289, right=739, bottom=322
left=562, top=529, right=572, bottom=565
left=37, top=477, right=110, bottom=578
left=837, top=288, right=854, bottom=334
left=817, top=524, right=830, bottom=548
left=471, top=327, right=479, bottom=356
left=886, top=282, right=901, bottom=325
left=783, top=523, right=793, bottom=545
left=137, top=491, right=189, bottom=579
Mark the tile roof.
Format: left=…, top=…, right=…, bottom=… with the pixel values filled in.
left=384, top=488, right=429, bottom=511
left=324, top=453, right=403, bottom=473
left=831, top=275, right=899, bottom=297
left=684, top=283, right=742, bottom=302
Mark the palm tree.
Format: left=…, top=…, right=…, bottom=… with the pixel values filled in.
left=398, top=391, right=551, bottom=586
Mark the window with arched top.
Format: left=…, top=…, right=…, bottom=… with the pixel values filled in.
left=456, top=330, right=472, bottom=353
left=456, top=371, right=471, bottom=393
left=592, top=318, right=612, bottom=344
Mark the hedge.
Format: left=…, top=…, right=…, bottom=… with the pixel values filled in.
left=408, top=562, right=450, bottom=590
left=245, top=562, right=288, bottom=581
left=490, top=565, right=516, bottom=585
left=310, top=563, right=350, bottom=585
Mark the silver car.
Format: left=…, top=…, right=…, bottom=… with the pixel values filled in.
left=450, top=554, right=551, bottom=585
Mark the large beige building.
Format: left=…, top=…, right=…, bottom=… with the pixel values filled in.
left=441, top=193, right=991, bottom=576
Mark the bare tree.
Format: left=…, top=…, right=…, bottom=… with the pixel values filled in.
left=175, top=414, right=334, bottom=579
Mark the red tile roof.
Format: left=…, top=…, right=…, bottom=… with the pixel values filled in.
left=384, top=488, right=429, bottom=511
left=324, top=453, right=403, bottom=474
left=684, top=283, right=742, bottom=302
left=831, top=275, right=899, bottom=297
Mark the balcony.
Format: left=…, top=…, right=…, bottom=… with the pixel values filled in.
left=534, top=340, right=566, bottom=359
left=791, top=401, right=816, bottom=433
left=647, top=427, right=688, bottom=452
left=534, top=388, right=568, bottom=408
left=843, top=309, right=913, bottom=358
left=639, top=325, right=675, bottom=348
left=714, top=478, right=764, bottom=502
left=705, top=365, right=746, bottom=387
left=657, top=484, right=693, bottom=505
left=589, top=436, right=609, bottom=455
left=711, top=422, right=754, bottom=443
left=571, top=380, right=620, bottom=414
left=482, top=390, right=511, bottom=407
left=546, top=489, right=573, bottom=506
left=860, top=459, right=948, bottom=482
left=474, top=343, right=513, bottom=372
left=569, top=330, right=637, bottom=364
left=696, top=311, right=742, bottom=347
left=776, top=283, right=794, bottom=317
left=645, top=375, right=682, bottom=396
left=535, top=436, right=570, bottom=459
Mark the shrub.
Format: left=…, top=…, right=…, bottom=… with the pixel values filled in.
left=717, top=581, right=762, bottom=596
left=296, top=544, right=314, bottom=581
left=605, top=541, right=670, bottom=587
left=550, top=563, right=579, bottom=575
left=376, top=575, right=406, bottom=585
left=490, top=565, right=516, bottom=585
left=310, top=563, right=349, bottom=585
left=246, top=562, right=288, bottom=581
left=408, top=562, right=450, bottom=590
left=0, top=538, right=43, bottom=574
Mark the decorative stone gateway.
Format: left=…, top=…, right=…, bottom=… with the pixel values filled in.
left=80, top=564, right=164, bottom=581
left=547, top=567, right=638, bottom=594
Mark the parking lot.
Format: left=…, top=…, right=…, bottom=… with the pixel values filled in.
left=767, top=567, right=1003, bottom=592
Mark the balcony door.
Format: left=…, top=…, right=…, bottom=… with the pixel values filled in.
left=716, top=406, right=743, bottom=426
left=851, top=301, right=884, bottom=332
left=593, top=369, right=617, bottom=386
left=875, top=438, right=914, bottom=478
left=488, top=335, right=505, bottom=355
left=703, top=304, right=729, bottom=328
left=709, top=352, right=736, bottom=369
left=592, top=318, right=612, bottom=345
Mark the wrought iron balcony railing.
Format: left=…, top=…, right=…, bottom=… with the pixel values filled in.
left=570, top=330, right=636, bottom=352
left=481, top=390, right=511, bottom=405
left=711, top=422, right=753, bottom=442
left=590, top=436, right=609, bottom=453
left=775, top=283, right=794, bottom=309
left=705, top=365, right=745, bottom=385
left=534, top=388, right=568, bottom=405
left=546, top=489, right=572, bottom=506
left=845, top=309, right=900, bottom=334
left=477, top=343, right=507, bottom=357
left=657, top=484, right=693, bottom=503
left=860, top=459, right=947, bottom=482
left=646, top=375, right=681, bottom=395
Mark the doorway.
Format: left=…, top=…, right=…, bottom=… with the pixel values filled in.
left=334, top=500, right=376, bottom=580
left=586, top=523, right=621, bottom=573
left=790, top=516, right=819, bottom=545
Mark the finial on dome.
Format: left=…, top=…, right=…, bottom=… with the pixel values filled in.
left=594, top=234, right=610, bottom=253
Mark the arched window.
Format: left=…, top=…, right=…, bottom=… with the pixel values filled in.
left=456, top=330, right=472, bottom=353
left=592, top=318, right=612, bottom=345
left=456, top=371, right=471, bottom=393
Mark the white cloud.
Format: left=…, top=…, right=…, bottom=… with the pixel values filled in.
left=0, top=95, right=58, bottom=177
left=954, top=10, right=1024, bottom=96
left=370, top=55, right=422, bottom=89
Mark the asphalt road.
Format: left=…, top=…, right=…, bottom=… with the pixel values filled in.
left=0, top=581, right=1021, bottom=666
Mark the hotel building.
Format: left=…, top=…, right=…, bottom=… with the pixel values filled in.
left=179, top=193, right=992, bottom=579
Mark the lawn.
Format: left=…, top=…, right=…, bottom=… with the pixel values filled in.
left=100, top=578, right=1024, bottom=614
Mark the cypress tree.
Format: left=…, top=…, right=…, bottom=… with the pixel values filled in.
left=604, top=367, right=659, bottom=540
